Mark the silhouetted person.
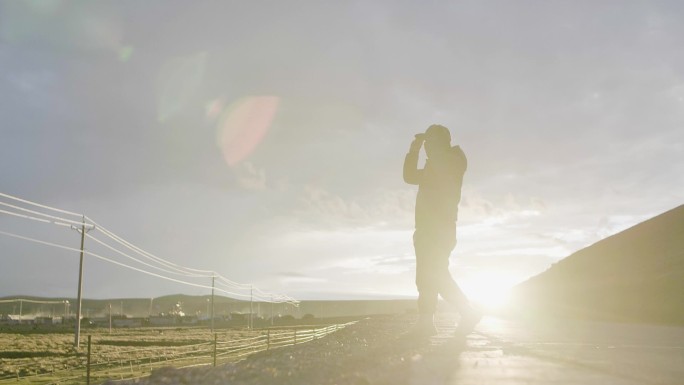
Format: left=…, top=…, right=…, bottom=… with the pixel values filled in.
left=403, top=124, right=480, bottom=336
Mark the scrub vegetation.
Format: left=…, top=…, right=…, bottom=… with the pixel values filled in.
left=0, top=326, right=289, bottom=384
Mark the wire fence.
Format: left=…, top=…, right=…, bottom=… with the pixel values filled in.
left=0, top=322, right=356, bottom=385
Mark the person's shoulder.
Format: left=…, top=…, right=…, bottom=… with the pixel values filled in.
left=451, top=145, right=466, bottom=158
left=450, top=146, right=467, bottom=171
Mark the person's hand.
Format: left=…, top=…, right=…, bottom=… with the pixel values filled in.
left=409, top=134, right=425, bottom=153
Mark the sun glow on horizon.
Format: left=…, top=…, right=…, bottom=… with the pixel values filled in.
left=460, top=273, right=517, bottom=312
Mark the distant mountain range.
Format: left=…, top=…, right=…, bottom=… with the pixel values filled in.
left=0, top=293, right=416, bottom=319
left=0, top=294, right=244, bottom=319
left=512, top=204, right=684, bottom=324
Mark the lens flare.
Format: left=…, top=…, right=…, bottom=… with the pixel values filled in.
left=157, top=52, right=207, bottom=122
left=118, top=45, right=134, bottom=62
left=205, top=98, right=225, bottom=121
left=216, top=96, right=280, bottom=166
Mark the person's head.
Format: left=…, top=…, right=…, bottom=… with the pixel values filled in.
left=423, top=124, right=451, bottom=158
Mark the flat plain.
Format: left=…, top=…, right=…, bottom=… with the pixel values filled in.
left=0, top=326, right=284, bottom=384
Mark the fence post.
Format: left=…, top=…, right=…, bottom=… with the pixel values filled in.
left=86, top=335, right=91, bottom=385
left=213, top=333, right=217, bottom=367
left=267, top=329, right=271, bottom=350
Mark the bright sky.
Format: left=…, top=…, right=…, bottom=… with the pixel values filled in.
left=1, top=1, right=683, bottom=305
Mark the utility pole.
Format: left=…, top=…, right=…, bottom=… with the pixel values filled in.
left=74, top=218, right=87, bottom=348
left=249, top=285, right=253, bottom=329
left=211, top=275, right=215, bottom=333
left=270, top=296, right=274, bottom=326
left=108, top=303, right=112, bottom=334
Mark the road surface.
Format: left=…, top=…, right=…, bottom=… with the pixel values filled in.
left=417, top=315, right=684, bottom=385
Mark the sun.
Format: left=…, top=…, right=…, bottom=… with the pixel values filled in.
left=459, top=273, right=515, bottom=312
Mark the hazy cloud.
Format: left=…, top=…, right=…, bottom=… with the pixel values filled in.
left=1, top=1, right=683, bottom=299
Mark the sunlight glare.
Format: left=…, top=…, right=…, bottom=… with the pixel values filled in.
left=460, top=273, right=515, bottom=312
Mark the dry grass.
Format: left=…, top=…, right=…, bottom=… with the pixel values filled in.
left=0, top=326, right=269, bottom=384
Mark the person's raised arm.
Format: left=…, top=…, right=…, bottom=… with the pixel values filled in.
left=403, top=134, right=424, bottom=185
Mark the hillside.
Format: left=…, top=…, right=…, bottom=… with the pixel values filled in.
left=0, top=294, right=244, bottom=319
left=513, top=204, right=684, bottom=324
left=0, top=293, right=415, bottom=319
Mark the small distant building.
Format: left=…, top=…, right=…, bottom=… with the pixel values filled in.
left=2, top=315, right=36, bottom=324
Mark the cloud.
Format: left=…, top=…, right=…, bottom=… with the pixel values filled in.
left=233, top=162, right=267, bottom=191
left=2, top=1, right=684, bottom=300
left=293, top=184, right=414, bottom=230
left=320, top=255, right=413, bottom=276
left=276, top=272, right=327, bottom=285
left=0, top=1, right=125, bottom=54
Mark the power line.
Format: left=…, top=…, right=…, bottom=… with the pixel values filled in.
left=0, top=228, right=239, bottom=296
left=84, top=228, right=264, bottom=293
left=84, top=232, right=210, bottom=278
left=87, top=222, right=299, bottom=302
left=214, top=274, right=253, bottom=290
left=0, top=201, right=93, bottom=228
left=80, top=222, right=297, bottom=303
left=0, top=192, right=299, bottom=305
left=85, top=216, right=216, bottom=277
left=0, top=208, right=74, bottom=228
left=0, top=192, right=82, bottom=217
left=0, top=228, right=294, bottom=303
left=0, top=228, right=81, bottom=253
left=81, top=247, right=259, bottom=299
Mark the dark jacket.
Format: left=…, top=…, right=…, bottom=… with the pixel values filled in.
left=403, top=146, right=467, bottom=229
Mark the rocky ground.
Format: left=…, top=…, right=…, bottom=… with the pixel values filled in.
left=104, top=315, right=443, bottom=385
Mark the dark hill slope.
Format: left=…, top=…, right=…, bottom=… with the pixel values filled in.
left=513, top=204, right=684, bottom=324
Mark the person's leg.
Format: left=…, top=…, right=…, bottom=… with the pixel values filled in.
left=436, top=269, right=471, bottom=311
left=432, top=225, right=480, bottom=331
left=416, top=258, right=439, bottom=315
left=439, top=267, right=481, bottom=334
left=414, top=229, right=439, bottom=334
